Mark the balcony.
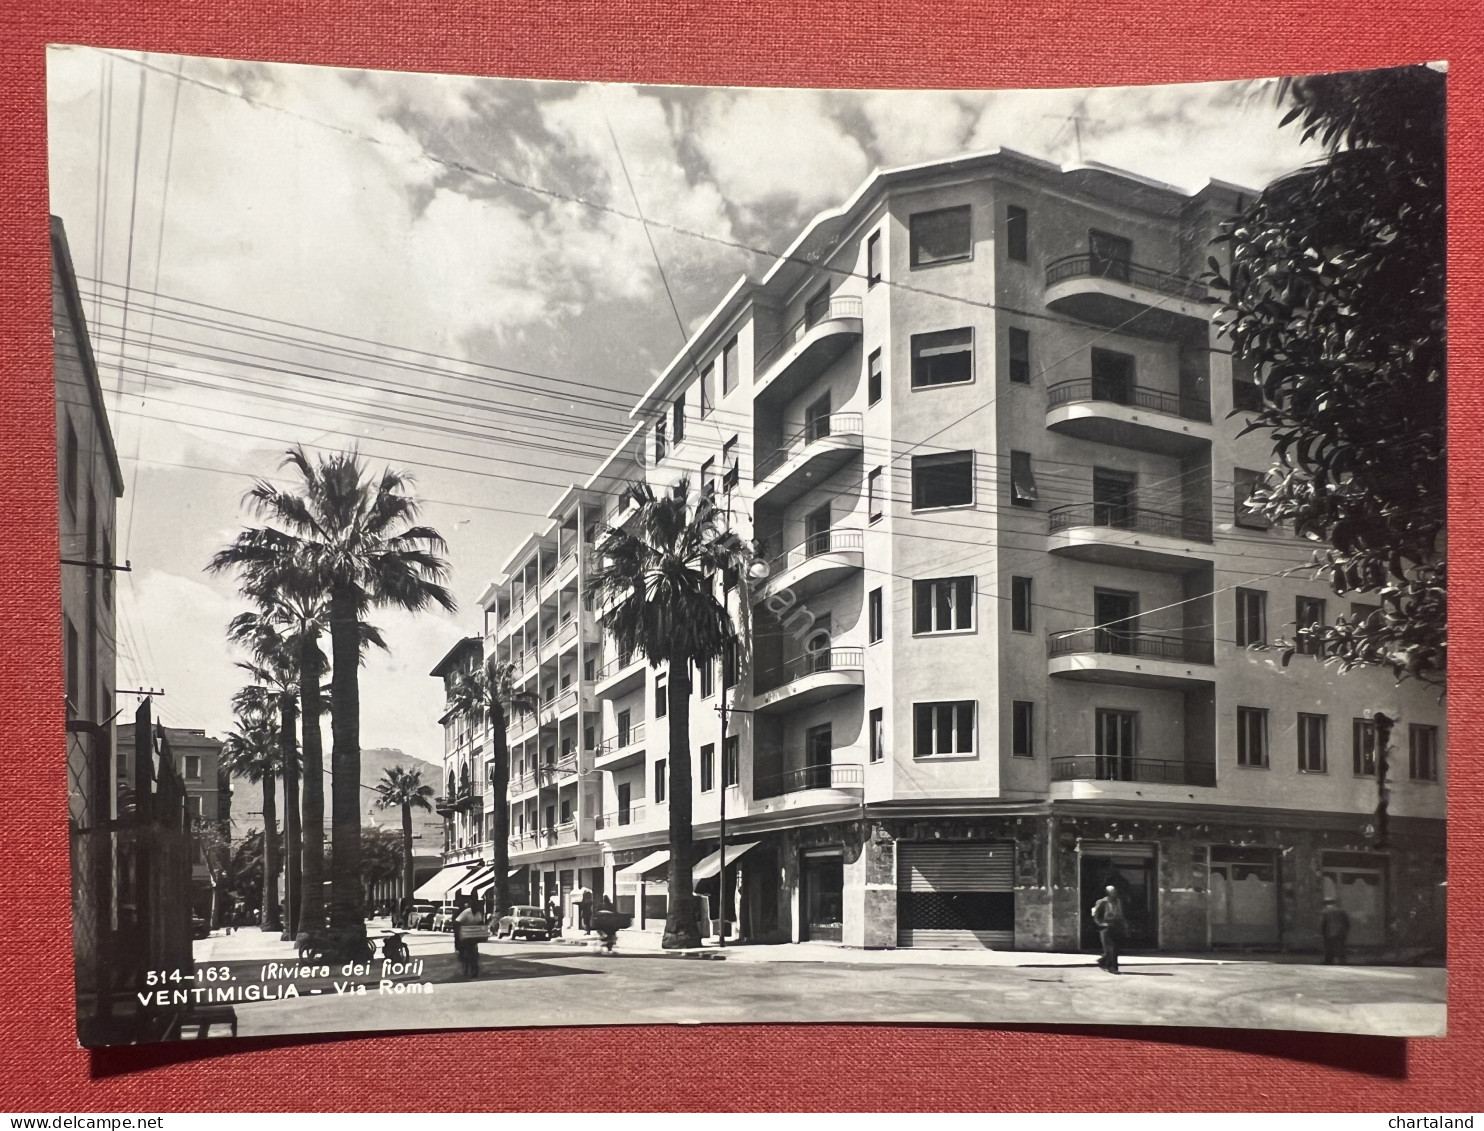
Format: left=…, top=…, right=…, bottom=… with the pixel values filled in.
left=508, top=770, right=539, bottom=799
left=1044, top=254, right=1208, bottom=338
left=752, top=647, right=865, bottom=714
left=1049, top=755, right=1216, bottom=801
left=753, top=413, right=864, bottom=508
left=753, top=528, right=863, bottom=603
left=556, top=687, right=581, bottom=717
left=1048, top=628, right=1214, bottom=689
left=753, top=761, right=864, bottom=805
left=1045, top=378, right=1212, bottom=455
left=1047, top=503, right=1213, bottom=571
left=595, top=804, right=648, bottom=833
left=595, top=721, right=646, bottom=771
left=753, top=294, right=864, bottom=409
left=594, top=653, right=646, bottom=699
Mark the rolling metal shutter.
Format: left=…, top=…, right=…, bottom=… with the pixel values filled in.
left=897, top=842, right=1016, bottom=949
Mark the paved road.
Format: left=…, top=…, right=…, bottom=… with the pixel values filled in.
left=195, top=936, right=1444, bottom=1040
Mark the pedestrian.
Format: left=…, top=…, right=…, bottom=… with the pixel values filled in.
left=1090, top=884, right=1125, bottom=974
left=573, top=882, right=593, bottom=934
left=593, top=895, right=621, bottom=954
left=453, top=895, right=487, bottom=978
left=547, top=890, right=563, bottom=938
left=1320, top=897, right=1351, bottom=965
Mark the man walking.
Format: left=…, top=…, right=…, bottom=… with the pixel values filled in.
left=1320, top=898, right=1351, bottom=965
left=572, top=882, right=592, bottom=934
left=1091, top=884, right=1125, bottom=974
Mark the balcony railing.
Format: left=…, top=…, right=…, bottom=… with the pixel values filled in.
left=754, top=412, right=864, bottom=483
left=1048, top=628, right=1214, bottom=666
left=1045, top=254, right=1207, bottom=303
left=596, top=654, right=639, bottom=681
left=754, top=647, right=865, bottom=696
left=595, top=805, right=647, bottom=830
left=1048, top=503, right=1212, bottom=543
left=597, top=720, right=645, bottom=756
left=755, top=762, right=864, bottom=799
left=1050, top=755, right=1216, bottom=787
left=1046, top=378, right=1210, bottom=423
left=763, top=528, right=863, bottom=578
left=754, top=294, right=865, bottom=376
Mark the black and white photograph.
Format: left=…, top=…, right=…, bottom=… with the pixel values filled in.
left=49, top=49, right=1447, bottom=1047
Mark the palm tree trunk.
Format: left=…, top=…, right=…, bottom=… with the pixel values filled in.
left=260, top=773, right=282, bottom=931
left=662, top=656, right=700, bottom=949
left=328, top=587, right=363, bottom=931
left=280, top=690, right=302, bottom=940
left=401, top=800, right=414, bottom=909
left=491, top=703, right=511, bottom=917
left=299, top=631, right=327, bottom=934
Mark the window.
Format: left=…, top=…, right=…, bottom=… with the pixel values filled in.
left=700, top=743, right=715, bottom=792
left=1234, top=467, right=1273, bottom=529
left=1235, top=588, right=1267, bottom=647
left=866, top=230, right=882, bottom=286
left=1353, top=718, right=1377, bottom=777
left=63, top=417, right=79, bottom=516
left=913, top=576, right=974, bottom=634
left=869, top=588, right=884, bottom=643
left=101, top=530, right=113, bottom=608
left=654, top=418, right=668, bottom=463
left=723, top=639, right=738, bottom=690
left=1295, top=597, right=1327, bottom=657
left=1298, top=713, right=1327, bottom=773
left=1008, top=327, right=1031, bottom=384
left=868, top=348, right=883, bottom=405
left=722, top=337, right=739, bottom=395
left=655, top=672, right=667, bottom=717
left=186, top=795, right=203, bottom=821
left=583, top=656, right=596, bottom=681
left=868, top=467, right=884, bottom=522
left=911, top=328, right=973, bottom=388
left=723, top=735, right=739, bottom=787
left=184, top=755, right=202, bottom=781
left=910, top=205, right=972, bottom=267
left=673, top=394, right=685, bottom=444
left=1410, top=724, right=1439, bottom=782
left=701, top=456, right=716, bottom=496
left=722, top=435, right=740, bottom=490
left=560, top=798, right=573, bottom=824
left=617, top=709, right=632, bottom=746
left=116, top=753, right=127, bottom=779
left=912, top=451, right=973, bottom=510
left=584, top=724, right=595, bottom=751
left=698, top=657, right=715, bottom=699
left=913, top=700, right=976, bottom=757
left=1005, top=205, right=1028, bottom=262
left=700, top=362, right=714, bottom=418
left=1012, top=701, right=1034, bottom=758
left=1009, top=450, right=1038, bottom=507
left=654, top=759, right=666, bottom=804
left=1090, top=348, right=1135, bottom=403
left=1088, top=229, right=1133, bottom=280
left=869, top=708, right=884, bottom=763
left=1011, top=576, right=1033, bottom=633
left=64, top=617, right=79, bottom=714
left=1237, top=707, right=1269, bottom=768
left=1232, top=354, right=1263, bottom=411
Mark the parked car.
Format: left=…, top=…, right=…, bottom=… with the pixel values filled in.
left=405, top=901, right=439, bottom=930
left=191, top=915, right=211, bottom=940
left=496, top=905, right=551, bottom=941
left=432, top=906, right=457, bottom=933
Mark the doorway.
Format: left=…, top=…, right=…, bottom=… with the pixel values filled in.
left=1088, top=229, right=1133, bottom=281
left=805, top=392, right=833, bottom=441
left=804, top=723, right=833, bottom=790
left=805, top=502, right=832, bottom=557
left=1095, top=708, right=1137, bottom=781
left=1091, top=348, right=1135, bottom=405
left=1079, top=847, right=1157, bottom=950
left=1093, top=588, right=1138, bottom=653
left=1092, top=468, right=1137, bottom=529
left=801, top=852, right=844, bottom=942
left=1322, top=852, right=1388, bottom=948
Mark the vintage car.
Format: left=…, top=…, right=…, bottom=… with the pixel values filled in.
left=496, top=905, right=551, bottom=941
left=405, top=901, right=439, bottom=930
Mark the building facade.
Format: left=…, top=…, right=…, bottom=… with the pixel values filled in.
left=442, top=151, right=1446, bottom=956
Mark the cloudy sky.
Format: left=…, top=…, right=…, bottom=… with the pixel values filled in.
left=47, top=47, right=1322, bottom=761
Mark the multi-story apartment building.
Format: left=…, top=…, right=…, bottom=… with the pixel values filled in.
left=446, top=150, right=1446, bottom=955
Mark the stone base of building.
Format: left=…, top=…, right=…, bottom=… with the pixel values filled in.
left=661, top=805, right=1446, bottom=957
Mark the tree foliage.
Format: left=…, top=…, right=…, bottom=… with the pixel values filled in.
left=1208, top=65, right=1446, bottom=685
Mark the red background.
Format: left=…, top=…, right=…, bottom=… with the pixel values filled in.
left=1, top=0, right=1480, bottom=1111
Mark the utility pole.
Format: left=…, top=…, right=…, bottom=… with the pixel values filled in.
left=1373, top=712, right=1394, bottom=849
left=717, top=692, right=728, bottom=949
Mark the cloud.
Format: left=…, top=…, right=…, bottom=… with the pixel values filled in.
left=855, top=90, right=979, bottom=167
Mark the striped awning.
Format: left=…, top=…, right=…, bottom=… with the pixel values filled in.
left=692, top=842, right=758, bottom=881
left=412, top=862, right=478, bottom=901
left=615, top=849, right=670, bottom=882
left=451, top=864, right=499, bottom=897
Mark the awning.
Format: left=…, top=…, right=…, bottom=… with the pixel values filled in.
left=692, top=842, right=759, bottom=881
left=451, top=864, right=498, bottom=897
left=615, top=849, right=670, bottom=882
left=412, top=862, right=478, bottom=901
left=508, top=867, right=525, bottom=878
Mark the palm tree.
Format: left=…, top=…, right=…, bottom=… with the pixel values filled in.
left=587, top=479, right=754, bottom=948
left=448, top=657, right=539, bottom=917
left=228, top=448, right=455, bottom=939
left=222, top=700, right=284, bottom=932
left=373, top=766, right=435, bottom=914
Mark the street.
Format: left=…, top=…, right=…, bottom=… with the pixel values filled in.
left=191, top=927, right=1445, bottom=1039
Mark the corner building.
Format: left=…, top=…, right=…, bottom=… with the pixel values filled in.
left=464, top=150, right=1446, bottom=956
